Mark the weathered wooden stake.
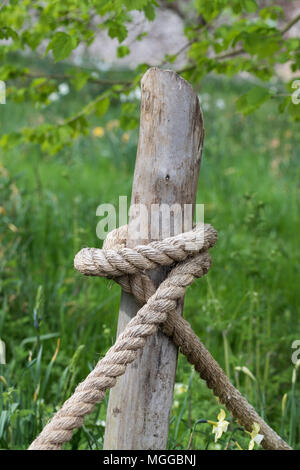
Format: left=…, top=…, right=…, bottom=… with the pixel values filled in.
left=104, top=67, right=204, bottom=449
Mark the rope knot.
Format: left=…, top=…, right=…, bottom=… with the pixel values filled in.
left=74, top=223, right=218, bottom=306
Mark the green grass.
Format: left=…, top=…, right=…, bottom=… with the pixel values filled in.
left=0, top=70, right=299, bottom=450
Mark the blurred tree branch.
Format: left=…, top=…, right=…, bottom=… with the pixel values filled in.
left=1, top=0, right=300, bottom=155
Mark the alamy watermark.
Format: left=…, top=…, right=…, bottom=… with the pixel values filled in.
left=0, top=80, right=6, bottom=104
left=291, top=340, right=300, bottom=365
left=291, top=80, right=300, bottom=105
left=96, top=196, right=205, bottom=246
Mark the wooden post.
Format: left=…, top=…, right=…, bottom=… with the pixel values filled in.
left=104, top=67, right=204, bottom=449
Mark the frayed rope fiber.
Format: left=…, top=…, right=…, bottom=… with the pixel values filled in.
left=29, top=224, right=291, bottom=450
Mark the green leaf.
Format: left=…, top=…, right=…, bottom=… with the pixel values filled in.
left=287, top=98, right=300, bottom=121
left=71, top=71, right=90, bottom=91
left=188, top=41, right=209, bottom=60
left=120, top=102, right=139, bottom=130
left=0, top=27, right=18, bottom=41
left=247, top=86, right=270, bottom=106
left=0, top=132, right=22, bottom=150
left=46, top=32, right=77, bottom=62
left=123, top=0, right=150, bottom=10
left=195, top=0, right=227, bottom=21
left=144, top=3, right=155, bottom=21
left=136, top=32, right=147, bottom=41
left=286, top=38, right=300, bottom=52
left=242, top=0, right=258, bottom=13
left=278, top=97, right=289, bottom=114
left=94, top=97, right=110, bottom=119
left=236, top=86, right=270, bottom=114
left=117, top=45, right=130, bottom=58
left=107, top=21, right=128, bottom=42
left=259, top=6, right=283, bottom=20
left=242, top=33, right=280, bottom=59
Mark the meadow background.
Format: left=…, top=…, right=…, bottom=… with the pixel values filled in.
left=0, top=60, right=300, bottom=450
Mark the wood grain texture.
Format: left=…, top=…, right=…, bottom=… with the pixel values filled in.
left=103, top=67, right=204, bottom=450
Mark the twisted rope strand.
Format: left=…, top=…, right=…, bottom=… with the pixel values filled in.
left=162, top=311, right=291, bottom=450
left=29, top=224, right=291, bottom=450
left=74, top=224, right=217, bottom=278
left=29, top=250, right=212, bottom=450
left=75, top=224, right=217, bottom=306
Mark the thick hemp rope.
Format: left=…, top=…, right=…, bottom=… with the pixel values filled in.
left=29, top=224, right=291, bottom=450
